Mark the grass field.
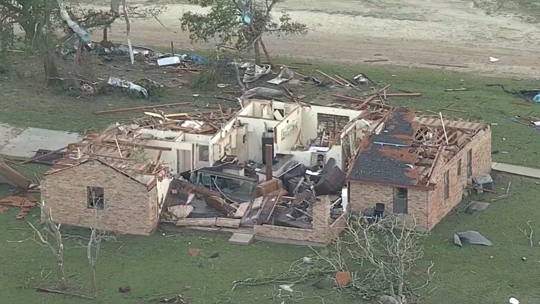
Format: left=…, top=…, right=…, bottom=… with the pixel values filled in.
left=1, top=51, right=540, bottom=304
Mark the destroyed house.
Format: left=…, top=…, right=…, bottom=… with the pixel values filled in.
left=41, top=129, right=172, bottom=235
left=347, top=107, right=492, bottom=230
left=132, top=99, right=375, bottom=183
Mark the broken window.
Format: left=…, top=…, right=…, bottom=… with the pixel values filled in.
left=199, top=145, right=209, bottom=162
left=444, top=171, right=450, bottom=200
left=457, top=159, right=462, bottom=176
left=87, top=186, right=104, bottom=210
left=466, top=149, right=472, bottom=178
left=393, top=187, right=408, bottom=214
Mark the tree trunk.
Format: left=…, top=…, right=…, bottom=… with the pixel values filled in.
left=57, top=260, right=67, bottom=290
left=90, top=265, right=98, bottom=295
left=43, top=51, right=60, bottom=87
left=253, top=41, right=261, bottom=65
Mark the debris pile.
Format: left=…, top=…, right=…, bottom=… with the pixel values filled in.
left=161, top=155, right=347, bottom=235
left=0, top=161, right=39, bottom=219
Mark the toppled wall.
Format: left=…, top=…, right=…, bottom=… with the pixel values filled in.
left=254, top=196, right=347, bottom=244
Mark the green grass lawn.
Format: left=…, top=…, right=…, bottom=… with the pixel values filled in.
left=1, top=52, right=540, bottom=303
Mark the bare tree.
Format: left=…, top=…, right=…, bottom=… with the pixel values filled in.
left=234, top=215, right=434, bottom=303
left=342, top=216, right=434, bottom=303
left=28, top=201, right=68, bottom=290
left=86, top=189, right=116, bottom=296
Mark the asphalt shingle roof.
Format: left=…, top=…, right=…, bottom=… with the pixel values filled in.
left=348, top=107, right=421, bottom=186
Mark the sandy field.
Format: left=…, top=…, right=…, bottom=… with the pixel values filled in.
left=87, top=0, right=540, bottom=78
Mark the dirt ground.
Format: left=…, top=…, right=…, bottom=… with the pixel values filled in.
left=70, top=0, right=536, bottom=79
left=86, top=0, right=540, bottom=79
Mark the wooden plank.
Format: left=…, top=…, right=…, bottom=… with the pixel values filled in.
left=175, top=218, right=241, bottom=228
left=234, top=202, right=250, bottom=218
left=94, top=102, right=189, bottom=115
left=0, top=163, right=32, bottom=189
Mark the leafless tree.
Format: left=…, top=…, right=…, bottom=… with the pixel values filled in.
left=86, top=190, right=116, bottom=296
left=28, top=201, right=68, bottom=290
left=342, top=215, right=434, bottom=304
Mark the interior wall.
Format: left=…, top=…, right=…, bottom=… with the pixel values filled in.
left=301, top=106, right=362, bottom=144
left=238, top=117, right=280, bottom=163
left=274, top=106, right=302, bottom=151
left=144, top=140, right=194, bottom=174
left=230, top=125, right=248, bottom=163
left=288, top=145, right=343, bottom=170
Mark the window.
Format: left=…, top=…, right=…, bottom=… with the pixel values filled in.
left=198, top=145, right=209, bottom=162
left=457, top=159, right=462, bottom=176
left=444, top=171, right=450, bottom=200
left=393, top=187, right=408, bottom=214
left=87, top=187, right=104, bottom=210
left=466, top=149, right=472, bottom=177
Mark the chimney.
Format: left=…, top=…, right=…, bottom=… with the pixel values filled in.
left=264, top=144, right=273, bottom=181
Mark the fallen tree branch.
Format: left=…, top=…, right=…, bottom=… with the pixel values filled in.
left=35, top=287, right=95, bottom=300
left=518, top=221, right=534, bottom=247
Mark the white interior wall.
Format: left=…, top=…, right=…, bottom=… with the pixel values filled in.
left=240, top=117, right=279, bottom=163
left=289, top=145, right=343, bottom=170
left=156, top=176, right=172, bottom=214
left=183, top=134, right=212, bottom=168
left=300, top=106, right=362, bottom=144
left=143, top=139, right=194, bottom=174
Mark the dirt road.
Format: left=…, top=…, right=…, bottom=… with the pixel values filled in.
left=90, top=0, right=540, bottom=78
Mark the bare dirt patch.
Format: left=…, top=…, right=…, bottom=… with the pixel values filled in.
left=83, top=0, right=540, bottom=78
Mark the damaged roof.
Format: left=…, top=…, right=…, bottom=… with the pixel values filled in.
left=50, top=126, right=166, bottom=183
left=347, top=107, right=421, bottom=186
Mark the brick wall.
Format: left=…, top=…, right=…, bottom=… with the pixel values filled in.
left=254, top=196, right=347, bottom=244
left=348, top=183, right=429, bottom=229
left=41, top=161, right=157, bottom=235
left=427, top=126, right=492, bottom=229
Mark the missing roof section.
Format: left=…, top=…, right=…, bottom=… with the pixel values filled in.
left=348, top=107, right=422, bottom=186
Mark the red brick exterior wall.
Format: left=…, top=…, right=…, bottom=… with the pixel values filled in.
left=41, top=161, right=157, bottom=235
left=348, top=183, right=429, bottom=229
left=427, top=126, right=492, bottom=229
left=348, top=125, right=491, bottom=231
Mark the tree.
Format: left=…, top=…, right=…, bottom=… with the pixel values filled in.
left=181, top=0, right=308, bottom=64
left=86, top=188, right=117, bottom=296
left=341, top=216, right=434, bottom=303
left=28, top=202, right=68, bottom=290
left=233, top=215, right=434, bottom=303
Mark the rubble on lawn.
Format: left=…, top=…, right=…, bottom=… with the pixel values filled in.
left=0, top=160, right=40, bottom=219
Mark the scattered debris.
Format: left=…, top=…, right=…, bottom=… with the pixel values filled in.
left=118, top=285, right=131, bottom=293
left=241, top=63, right=271, bottom=83
left=267, top=67, right=294, bottom=85
left=0, top=196, right=37, bottom=220
left=279, top=284, right=294, bottom=292
left=517, top=221, right=534, bottom=248
left=454, top=231, right=493, bottom=247
left=380, top=295, right=400, bottom=304
left=188, top=248, right=201, bottom=257
left=466, top=201, right=490, bottom=213
left=157, top=56, right=181, bottom=66
left=107, top=77, right=148, bottom=98
left=335, top=271, right=350, bottom=288
left=35, top=287, right=94, bottom=300
left=94, top=102, right=189, bottom=115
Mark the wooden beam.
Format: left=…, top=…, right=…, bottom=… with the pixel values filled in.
left=94, top=102, right=189, bottom=115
